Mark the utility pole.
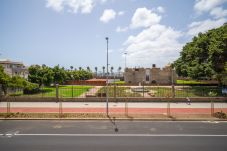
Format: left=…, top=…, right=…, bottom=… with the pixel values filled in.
left=106, top=37, right=109, bottom=116
left=124, top=52, right=127, bottom=70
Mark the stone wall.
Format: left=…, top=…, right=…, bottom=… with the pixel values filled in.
left=124, top=65, right=176, bottom=85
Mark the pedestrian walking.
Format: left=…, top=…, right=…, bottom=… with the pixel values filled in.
left=186, top=97, right=191, bottom=105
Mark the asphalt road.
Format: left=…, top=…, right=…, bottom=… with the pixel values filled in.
left=0, top=120, right=227, bottom=151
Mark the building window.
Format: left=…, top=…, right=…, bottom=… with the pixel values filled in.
left=146, top=75, right=149, bottom=81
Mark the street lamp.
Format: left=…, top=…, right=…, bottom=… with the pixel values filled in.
left=124, top=52, right=127, bottom=70
left=106, top=37, right=109, bottom=116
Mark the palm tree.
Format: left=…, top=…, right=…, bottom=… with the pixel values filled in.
left=110, top=66, right=114, bottom=76
left=102, top=66, right=105, bottom=76
left=86, top=66, right=91, bottom=71
left=70, top=66, right=73, bottom=71
left=79, top=67, right=82, bottom=70
left=118, top=66, right=122, bottom=76
left=95, top=67, right=98, bottom=76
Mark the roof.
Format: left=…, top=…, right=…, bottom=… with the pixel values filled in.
left=0, top=59, right=24, bottom=65
left=86, top=79, right=107, bottom=82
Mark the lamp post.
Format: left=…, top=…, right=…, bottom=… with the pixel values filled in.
left=124, top=52, right=127, bottom=70
left=106, top=37, right=109, bottom=116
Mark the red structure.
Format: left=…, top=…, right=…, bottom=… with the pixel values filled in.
left=66, top=79, right=107, bottom=86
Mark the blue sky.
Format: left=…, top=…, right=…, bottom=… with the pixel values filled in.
left=0, top=0, right=226, bottom=72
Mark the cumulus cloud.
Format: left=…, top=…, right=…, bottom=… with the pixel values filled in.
left=157, top=6, right=165, bottom=13
left=123, top=24, right=183, bottom=67
left=130, top=7, right=161, bottom=29
left=187, top=18, right=226, bottom=36
left=116, top=26, right=128, bottom=32
left=100, top=9, right=116, bottom=23
left=46, top=0, right=64, bottom=12
left=118, top=11, right=125, bottom=16
left=210, top=7, right=227, bottom=18
left=194, top=0, right=227, bottom=13
left=46, top=0, right=112, bottom=14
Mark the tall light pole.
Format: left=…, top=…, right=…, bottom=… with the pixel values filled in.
left=124, top=52, right=127, bottom=70
left=106, top=37, right=109, bottom=116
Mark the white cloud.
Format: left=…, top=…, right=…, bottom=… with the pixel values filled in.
left=116, top=26, right=128, bottom=32
left=100, top=9, right=116, bottom=23
left=187, top=18, right=226, bottom=36
left=194, top=0, right=227, bottom=13
left=47, top=0, right=116, bottom=14
left=210, top=7, right=227, bottom=18
left=100, top=0, right=107, bottom=3
left=130, top=7, right=161, bottom=29
left=118, top=11, right=125, bottom=16
left=123, top=24, right=183, bottom=67
left=157, top=6, right=165, bottom=13
left=46, top=0, right=64, bottom=12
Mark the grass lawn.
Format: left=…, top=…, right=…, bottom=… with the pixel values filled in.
left=176, top=80, right=207, bottom=85
left=112, top=81, right=126, bottom=85
left=9, top=85, right=93, bottom=98
left=97, top=86, right=142, bottom=97
left=148, top=86, right=222, bottom=97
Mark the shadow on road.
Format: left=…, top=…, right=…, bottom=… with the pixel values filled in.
left=107, top=115, right=119, bottom=132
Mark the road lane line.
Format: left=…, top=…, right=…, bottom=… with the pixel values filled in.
left=1, top=134, right=227, bottom=137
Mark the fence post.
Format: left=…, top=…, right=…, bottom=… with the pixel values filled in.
left=125, top=98, right=128, bottom=116
left=167, top=100, right=170, bottom=117
left=172, top=85, right=175, bottom=98
left=114, top=84, right=116, bottom=102
left=143, top=81, right=144, bottom=97
left=211, top=100, right=214, bottom=116
left=7, top=96, right=10, bottom=115
left=72, top=85, right=73, bottom=98
left=59, top=99, right=62, bottom=118
left=56, top=84, right=59, bottom=99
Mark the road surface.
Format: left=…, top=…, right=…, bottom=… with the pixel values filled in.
left=0, top=120, right=227, bottom=151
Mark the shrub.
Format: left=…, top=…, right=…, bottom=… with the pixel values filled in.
left=214, top=111, right=227, bottom=119
left=23, top=82, right=40, bottom=94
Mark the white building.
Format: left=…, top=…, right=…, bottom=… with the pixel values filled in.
left=0, top=59, right=28, bottom=79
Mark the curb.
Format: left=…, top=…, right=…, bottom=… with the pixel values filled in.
left=0, top=117, right=225, bottom=121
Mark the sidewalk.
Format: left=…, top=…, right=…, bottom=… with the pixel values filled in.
left=1, top=102, right=226, bottom=114
left=1, top=107, right=227, bottom=114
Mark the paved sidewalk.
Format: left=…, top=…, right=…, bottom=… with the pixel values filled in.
left=79, top=86, right=102, bottom=98
left=1, top=102, right=226, bottom=114
left=0, top=107, right=227, bottom=114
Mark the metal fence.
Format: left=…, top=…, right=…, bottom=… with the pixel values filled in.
left=3, top=85, right=226, bottom=98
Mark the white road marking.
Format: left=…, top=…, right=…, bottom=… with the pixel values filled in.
left=1, top=133, right=227, bottom=137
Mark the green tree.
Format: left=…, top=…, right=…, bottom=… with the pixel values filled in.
left=52, top=65, right=67, bottom=84
left=0, top=65, right=10, bottom=95
left=102, top=66, right=105, bottom=76
left=94, top=67, right=98, bottom=76
left=28, top=64, right=53, bottom=87
left=174, top=24, right=227, bottom=84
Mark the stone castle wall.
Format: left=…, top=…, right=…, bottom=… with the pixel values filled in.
left=124, top=65, right=176, bottom=85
